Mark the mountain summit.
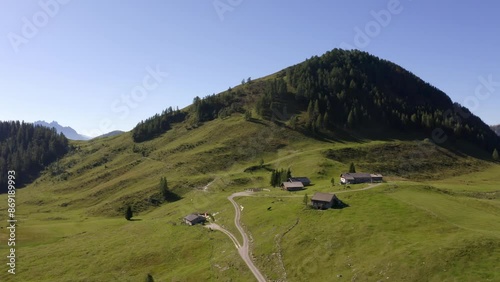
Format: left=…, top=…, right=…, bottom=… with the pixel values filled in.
left=34, top=121, right=90, bottom=140
left=132, top=49, right=500, bottom=153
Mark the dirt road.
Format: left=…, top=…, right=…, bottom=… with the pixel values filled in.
left=207, top=183, right=384, bottom=281
left=206, top=192, right=266, bottom=282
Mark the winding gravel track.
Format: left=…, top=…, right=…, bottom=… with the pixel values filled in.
left=207, top=183, right=383, bottom=281
left=228, top=192, right=267, bottom=282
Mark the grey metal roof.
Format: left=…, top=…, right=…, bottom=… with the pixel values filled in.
left=289, top=177, right=311, bottom=182
left=311, top=192, right=335, bottom=202
left=282, top=181, right=304, bottom=188
left=184, top=214, right=201, bottom=222
left=341, top=173, right=372, bottom=178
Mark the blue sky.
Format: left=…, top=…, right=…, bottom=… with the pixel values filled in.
left=1, top=0, right=499, bottom=136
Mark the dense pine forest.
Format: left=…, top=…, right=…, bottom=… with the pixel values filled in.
left=131, top=91, right=245, bottom=142
left=0, top=121, right=69, bottom=193
left=131, top=49, right=500, bottom=154
left=132, top=107, right=186, bottom=142
left=278, top=49, right=499, bottom=150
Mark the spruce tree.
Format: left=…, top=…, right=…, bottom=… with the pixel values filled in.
left=307, top=100, right=314, bottom=121
left=347, top=110, right=355, bottom=128
left=349, top=162, right=356, bottom=173
left=125, top=205, right=133, bottom=221
left=244, top=110, right=252, bottom=121
left=159, top=177, right=180, bottom=202
left=315, top=115, right=323, bottom=131
left=145, top=273, right=155, bottom=282
left=270, top=170, right=278, bottom=187
left=160, top=177, right=169, bottom=200
left=313, top=100, right=320, bottom=117
left=323, top=112, right=330, bottom=128
left=493, top=148, right=499, bottom=161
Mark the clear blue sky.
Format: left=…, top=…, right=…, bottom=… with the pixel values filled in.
left=1, top=0, right=499, bottom=136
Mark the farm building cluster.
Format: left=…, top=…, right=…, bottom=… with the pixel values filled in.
left=340, top=173, right=383, bottom=184
left=279, top=172, right=383, bottom=190
left=281, top=177, right=311, bottom=191
left=275, top=171, right=382, bottom=209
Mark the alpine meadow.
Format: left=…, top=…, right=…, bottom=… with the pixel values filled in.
left=1, top=48, right=499, bottom=281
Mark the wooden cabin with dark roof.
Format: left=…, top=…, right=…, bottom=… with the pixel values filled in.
left=281, top=181, right=304, bottom=191
left=311, top=192, right=339, bottom=209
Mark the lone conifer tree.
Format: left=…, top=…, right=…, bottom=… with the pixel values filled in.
left=125, top=205, right=133, bottom=221
left=160, top=177, right=169, bottom=200
left=145, top=273, right=155, bottom=282
left=349, top=162, right=356, bottom=173
left=159, top=177, right=180, bottom=202
left=493, top=148, right=499, bottom=161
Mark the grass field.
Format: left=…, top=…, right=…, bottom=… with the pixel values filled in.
left=1, top=114, right=499, bottom=281
left=237, top=182, right=499, bottom=281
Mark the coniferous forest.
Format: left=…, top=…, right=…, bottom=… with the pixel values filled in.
left=254, top=49, right=500, bottom=152
left=132, top=107, right=186, bottom=142
left=278, top=49, right=499, bottom=151
left=0, top=121, right=69, bottom=193
left=131, top=49, right=499, bottom=153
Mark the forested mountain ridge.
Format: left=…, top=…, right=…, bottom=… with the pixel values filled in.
left=132, top=49, right=500, bottom=153
left=0, top=121, right=69, bottom=193
left=279, top=49, right=499, bottom=150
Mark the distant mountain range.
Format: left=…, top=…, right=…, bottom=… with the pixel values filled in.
left=34, top=121, right=126, bottom=140
left=34, top=121, right=90, bottom=140
left=491, top=125, right=500, bottom=136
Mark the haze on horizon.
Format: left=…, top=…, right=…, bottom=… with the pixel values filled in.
left=1, top=0, right=499, bottom=137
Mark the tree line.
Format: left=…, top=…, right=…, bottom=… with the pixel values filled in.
left=132, top=89, right=246, bottom=143
left=132, top=107, right=186, bottom=142
left=270, top=168, right=292, bottom=187
left=0, top=121, right=69, bottom=193
left=192, top=90, right=244, bottom=123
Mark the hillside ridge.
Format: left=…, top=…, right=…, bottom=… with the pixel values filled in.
left=131, top=49, right=500, bottom=154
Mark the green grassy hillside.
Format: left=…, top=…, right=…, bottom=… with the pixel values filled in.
left=1, top=113, right=499, bottom=281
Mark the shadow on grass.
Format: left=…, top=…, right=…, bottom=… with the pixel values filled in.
left=332, top=201, right=349, bottom=210
left=247, top=118, right=270, bottom=126
left=129, top=218, right=143, bottom=221
left=244, top=164, right=274, bottom=173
